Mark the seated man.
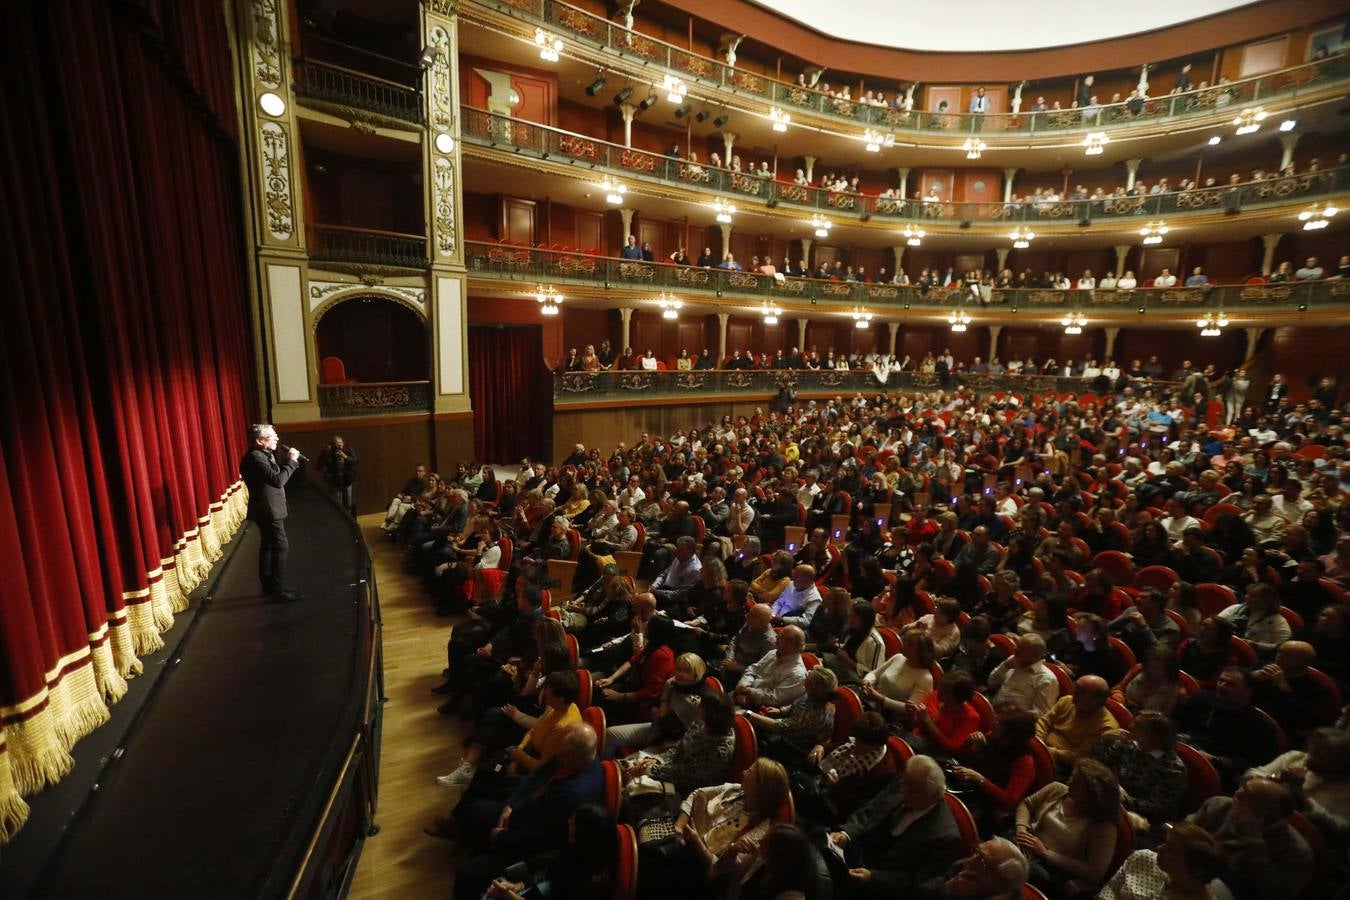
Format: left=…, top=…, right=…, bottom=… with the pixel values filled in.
left=716, top=602, right=777, bottom=686
left=954, top=525, right=1001, bottom=575
left=442, top=722, right=605, bottom=900
left=821, top=755, right=966, bottom=899
left=1035, top=675, right=1118, bottom=771
left=915, top=837, right=1030, bottom=900
left=986, top=634, right=1061, bottom=716
left=1175, top=666, right=1281, bottom=787
left=1252, top=640, right=1331, bottom=741
left=649, top=535, right=702, bottom=613
left=380, top=463, right=428, bottom=533
left=587, top=592, right=656, bottom=673
left=641, top=500, right=697, bottom=578
left=734, top=624, right=807, bottom=708
left=771, top=564, right=823, bottom=628
left=1107, top=586, right=1182, bottom=660
left=1186, top=778, right=1312, bottom=900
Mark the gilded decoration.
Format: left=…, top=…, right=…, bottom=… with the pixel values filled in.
left=433, top=156, right=457, bottom=257
left=1175, top=190, right=1221, bottom=210
left=1102, top=197, right=1147, bottom=215
left=778, top=184, right=809, bottom=204
left=675, top=267, right=711, bottom=285
left=727, top=273, right=759, bottom=289
left=558, top=255, right=598, bottom=275
left=308, top=281, right=427, bottom=319
left=1026, top=291, right=1066, bottom=304
left=673, top=372, right=705, bottom=390
left=822, top=283, right=852, bottom=298
left=826, top=192, right=857, bottom=210
left=554, top=6, right=601, bottom=38
left=428, top=24, right=453, bottom=122
left=730, top=173, right=765, bottom=195
left=731, top=71, right=766, bottom=94
left=427, top=0, right=460, bottom=15
left=618, top=262, right=654, bottom=280
left=1160, top=289, right=1208, bottom=303
left=1239, top=286, right=1292, bottom=301
left=676, top=53, right=714, bottom=79
left=251, top=0, right=281, bottom=88
left=868, top=285, right=899, bottom=300
left=487, top=245, right=530, bottom=267
left=775, top=279, right=806, bottom=295
left=259, top=122, right=294, bottom=240
left=558, top=135, right=599, bottom=160
left=620, top=150, right=657, bottom=173
left=618, top=373, right=654, bottom=391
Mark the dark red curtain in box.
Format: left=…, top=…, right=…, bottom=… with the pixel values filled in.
left=0, top=0, right=255, bottom=840
left=468, top=325, right=551, bottom=464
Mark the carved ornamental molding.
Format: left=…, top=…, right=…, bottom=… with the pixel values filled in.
left=250, top=0, right=282, bottom=89
left=259, top=122, right=294, bottom=240
left=308, top=281, right=429, bottom=324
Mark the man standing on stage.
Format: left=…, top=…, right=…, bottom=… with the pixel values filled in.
left=317, top=435, right=358, bottom=517
left=241, top=423, right=302, bottom=602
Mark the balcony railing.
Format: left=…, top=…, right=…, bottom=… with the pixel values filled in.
left=318, top=381, right=432, bottom=417
left=293, top=59, right=424, bottom=125
left=556, top=369, right=1181, bottom=402
left=472, top=0, right=1350, bottom=137
left=308, top=225, right=429, bottom=269
left=462, top=108, right=1350, bottom=226
left=468, top=240, right=1350, bottom=314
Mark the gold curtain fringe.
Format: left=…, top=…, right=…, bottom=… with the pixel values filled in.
left=4, top=709, right=76, bottom=796
left=90, top=639, right=129, bottom=705
left=0, top=750, right=32, bottom=844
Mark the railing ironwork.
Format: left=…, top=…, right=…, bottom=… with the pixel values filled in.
left=293, top=59, right=425, bottom=125
left=472, top=0, right=1349, bottom=137
left=462, top=107, right=1350, bottom=225
left=318, top=381, right=432, bottom=417
left=467, top=240, right=1350, bottom=313
left=308, top=225, right=429, bottom=269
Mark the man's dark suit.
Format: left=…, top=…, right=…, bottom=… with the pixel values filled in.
left=240, top=447, right=299, bottom=596
left=830, top=790, right=965, bottom=899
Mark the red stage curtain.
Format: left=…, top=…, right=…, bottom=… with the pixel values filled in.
left=0, top=0, right=254, bottom=840
left=468, top=326, right=551, bottom=464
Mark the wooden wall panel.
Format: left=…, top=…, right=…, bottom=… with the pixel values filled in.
left=464, top=191, right=496, bottom=241
left=501, top=197, right=536, bottom=244
left=1140, top=248, right=1182, bottom=281
left=561, top=307, right=615, bottom=354
left=574, top=209, right=604, bottom=253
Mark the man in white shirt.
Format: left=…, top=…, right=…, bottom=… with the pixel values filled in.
left=1153, top=268, right=1178, bottom=288
left=987, top=634, right=1060, bottom=715
left=994, top=483, right=1019, bottom=517
left=1271, top=481, right=1313, bottom=521
left=616, top=475, right=645, bottom=510
left=1159, top=498, right=1201, bottom=542
left=771, top=564, right=823, bottom=628
left=1243, top=494, right=1289, bottom=543
left=734, top=625, right=807, bottom=707
left=797, top=472, right=821, bottom=509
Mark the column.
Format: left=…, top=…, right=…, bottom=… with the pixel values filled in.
left=1279, top=133, right=1299, bottom=171
left=1113, top=245, right=1131, bottom=278
left=722, top=131, right=736, bottom=162
left=1002, top=168, right=1018, bottom=202
left=803, top=155, right=816, bottom=182
left=1124, top=158, right=1143, bottom=191
left=895, top=167, right=910, bottom=198
left=988, top=324, right=1003, bottom=360
left=619, top=306, right=634, bottom=351
left=718, top=312, right=730, bottom=363
left=1103, top=327, right=1120, bottom=361
left=892, top=246, right=906, bottom=277
left=422, top=2, right=471, bottom=420
left=235, top=0, right=316, bottom=420
left=800, top=237, right=813, bottom=267
left=797, top=318, right=808, bottom=350
left=888, top=321, right=900, bottom=358
left=620, top=103, right=636, bottom=148
left=994, top=247, right=1010, bottom=274
left=719, top=222, right=732, bottom=261
left=1244, top=327, right=1266, bottom=361
left=619, top=208, right=636, bottom=243
left=1260, top=234, right=1283, bottom=275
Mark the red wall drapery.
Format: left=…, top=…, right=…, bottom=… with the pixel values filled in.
left=468, top=325, right=551, bottom=464
left=0, top=0, right=255, bottom=840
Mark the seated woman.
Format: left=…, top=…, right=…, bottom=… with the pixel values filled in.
left=640, top=758, right=792, bottom=898
left=728, top=823, right=829, bottom=900
left=849, top=556, right=889, bottom=605
left=951, top=707, right=1038, bottom=832
left=620, top=690, right=736, bottom=799
left=484, top=804, right=618, bottom=900
left=1113, top=646, right=1182, bottom=715
left=904, top=669, right=981, bottom=758
left=877, top=575, right=927, bottom=630
left=822, top=600, right=886, bottom=684
left=1090, top=711, right=1187, bottom=833
left=794, top=711, right=894, bottom=828
left=595, top=615, right=677, bottom=724
left=749, top=550, right=794, bottom=606
left=607, top=652, right=708, bottom=753
left=1178, top=616, right=1238, bottom=687
left=744, top=667, right=838, bottom=767
left=1014, top=758, right=1121, bottom=894
left=974, top=570, right=1027, bottom=634
left=1017, top=594, right=1072, bottom=659
left=1099, top=822, right=1228, bottom=900
left=860, top=631, right=936, bottom=728
left=903, top=596, right=963, bottom=660
left=803, top=587, right=851, bottom=654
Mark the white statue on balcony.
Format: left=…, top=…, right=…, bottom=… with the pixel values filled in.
left=1011, top=80, right=1025, bottom=114
left=719, top=33, right=745, bottom=68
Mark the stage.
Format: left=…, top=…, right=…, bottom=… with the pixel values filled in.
left=1, top=481, right=379, bottom=899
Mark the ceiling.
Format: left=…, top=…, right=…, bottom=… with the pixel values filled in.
left=748, top=0, right=1262, bottom=52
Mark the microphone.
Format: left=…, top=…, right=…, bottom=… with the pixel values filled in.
left=281, top=444, right=309, bottom=463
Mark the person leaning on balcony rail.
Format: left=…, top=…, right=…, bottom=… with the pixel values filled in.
left=620, top=235, right=642, bottom=260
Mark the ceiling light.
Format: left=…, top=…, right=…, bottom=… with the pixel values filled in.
left=663, top=75, right=686, bottom=104
left=713, top=114, right=729, bottom=128
left=1196, top=312, right=1229, bottom=336
left=1082, top=132, right=1108, bottom=156
left=1061, top=312, right=1087, bottom=335
left=434, top=132, right=455, bottom=154
left=902, top=225, right=924, bottom=247
left=1299, top=202, right=1337, bottom=230
left=695, top=109, right=710, bottom=123
left=714, top=198, right=736, bottom=224
left=863, top=129, right=894, bottom=152
left=1233, top=106, right=1267, bottom=135
left=948, top=309, right=971, bottom=332
left=534, top=28, right=562, bottom=62
left=614, top=86, right=633, bottom=105
left=760, top=301, right=782, bottom=326
left=963, top=138, right=986, bottom=159
left=258, top=92, right=286, bottom=117
left=418, top=45, right=437, bottom=69
left=657, top=292, right=683, bottom=320
left=811, top=214, right=831, bottom=239
left=535, top=285, right=562, bottom=316
left=770, top=107, right=790, bottom=132
left=1140, top=221, right=1169, bottom=245
left=852, top=307, right=873, bottom=329
left=1279, top=119, right=1297, bottom=132
left=639, top=92, right=658, bottom=111
left=599, top=177, right=626, bottom=205
left=674, top=104, right=691, bottom=118
left=1208, top=135, right=1222, bottom=146
left=1010, top=226, right=1035, bottom=249
left=585, top=74, right=607, bottom=96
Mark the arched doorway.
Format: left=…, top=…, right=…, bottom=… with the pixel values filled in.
left=315, top=295, right=429, bottom=383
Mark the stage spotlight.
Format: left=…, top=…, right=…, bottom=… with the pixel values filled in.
left=585, top=74, right=607, bottom=96
left=418, top=45, right=437, bottom=69
left=713, top=114, right=729, bottom=128
left=639, top=92, right=658, bottom=110
left=674, top=104, right=692, bottom=118
left=695, top=109, right=710, bottom=122
left=614, top=86, right=633, bottom=105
